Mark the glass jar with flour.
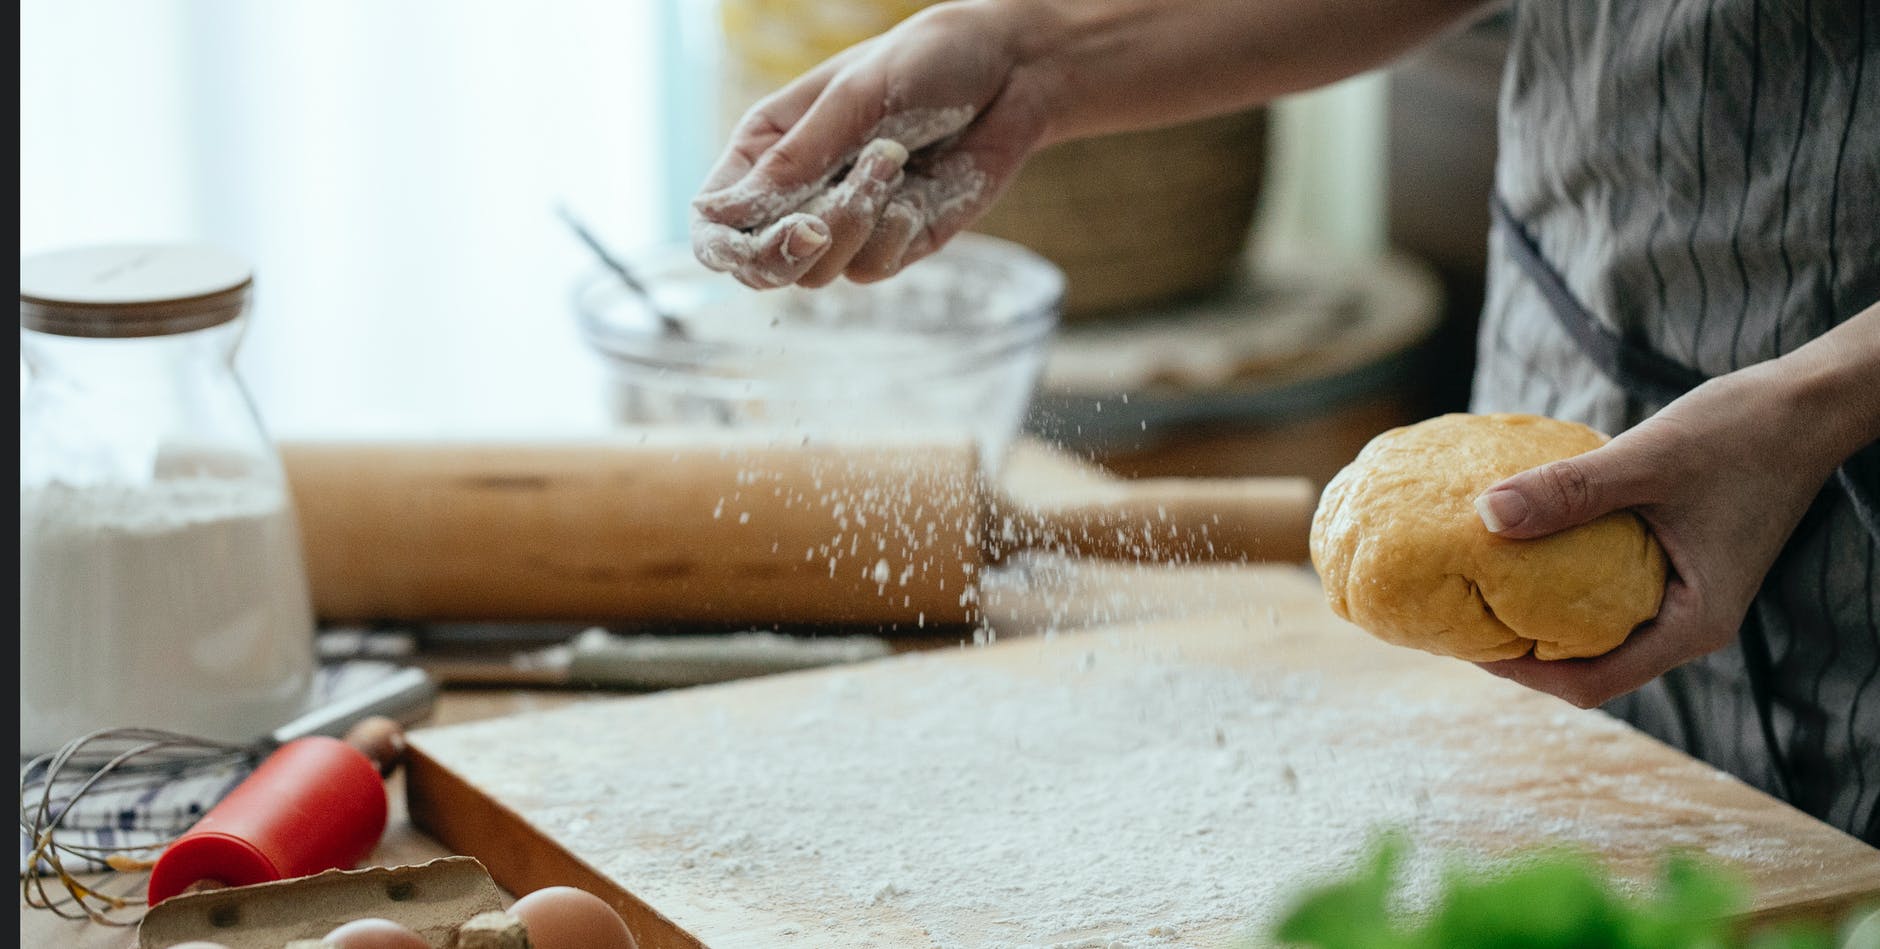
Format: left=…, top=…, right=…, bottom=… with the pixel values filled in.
left=19, top=244, right=315, bottom=755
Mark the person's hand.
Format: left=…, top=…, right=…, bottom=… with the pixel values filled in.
left=691, top=2, right=1049, bottom=289
left=1470, top=363, right=1847, bottom=709
left=688, top=0, right=1492, bottom=289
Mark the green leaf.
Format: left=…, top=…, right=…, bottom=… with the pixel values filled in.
left=1657, top=854, right=1748, bottom=922
left=1739, top=923, right=1835, bottom=949
left=1615, top=853, right=1745, bottom=949
left=1263, top=835, right=1855, bottom=949
left=1273, top=834, right=1413, bottom=949
left=1416, top=851, right=1626, bottom=949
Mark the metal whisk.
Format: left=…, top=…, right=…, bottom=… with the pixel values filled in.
left=21, top=727, right=255, bottom=924
left=19, top=665, right=437, bottom=926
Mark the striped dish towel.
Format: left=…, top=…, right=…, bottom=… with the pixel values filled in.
left=19, top=660, right=406, bottom=876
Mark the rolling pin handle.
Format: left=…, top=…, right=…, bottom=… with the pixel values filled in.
left=993, top=477, right=1317, bottom=564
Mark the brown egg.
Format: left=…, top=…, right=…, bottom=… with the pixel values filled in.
left=168, top=943, right=235, bottom=949
left=510, top=886, right=639, bottom=949
left=322, top=917, right=430, bottom=949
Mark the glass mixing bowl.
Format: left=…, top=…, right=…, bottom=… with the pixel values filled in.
left=575, top=232, right=1064, bottom=464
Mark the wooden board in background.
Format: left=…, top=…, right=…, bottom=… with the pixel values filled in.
left=406, top=566, right=1880, bottom=949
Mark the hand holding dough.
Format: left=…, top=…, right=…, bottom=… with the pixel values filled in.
left=1310, top=413, right=1667, bottom=662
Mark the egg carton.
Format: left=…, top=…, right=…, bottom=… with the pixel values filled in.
left=137, top=856, right=510, bottom=948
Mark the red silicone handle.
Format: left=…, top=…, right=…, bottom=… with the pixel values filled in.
left=147, top=736, right=387, bottom=905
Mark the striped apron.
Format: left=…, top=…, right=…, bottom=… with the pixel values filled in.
left=1470, top=0, right=1880, bottom=843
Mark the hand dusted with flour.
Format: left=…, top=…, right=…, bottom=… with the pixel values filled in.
left=690, top=0, right=1481, bottom=288
left=691, top=4, right=1046, bottom=288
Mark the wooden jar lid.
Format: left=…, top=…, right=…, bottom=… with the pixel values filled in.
left=20, top=243, right=252, bottom=338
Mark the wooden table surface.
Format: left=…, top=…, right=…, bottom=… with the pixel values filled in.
left=24, top=448, right=1880, bottom=946
left=25, top=567, right=1880, bottom=947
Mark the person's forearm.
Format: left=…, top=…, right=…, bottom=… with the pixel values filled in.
left=1760, top=301, right=1880, bottom=474
left=980, top=0, right=1491, bottom=144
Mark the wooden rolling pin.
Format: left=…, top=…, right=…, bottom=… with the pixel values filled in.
left=281, top=439, right=1315, bottom=626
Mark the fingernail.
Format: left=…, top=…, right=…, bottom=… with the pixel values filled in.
left=864, top=138, right=910, bottom=175
left=692, top=175, right=765, bottom=224
left=1475, top=490, right=1528, bottom=533
left=785, top=220, right=829, bottom=259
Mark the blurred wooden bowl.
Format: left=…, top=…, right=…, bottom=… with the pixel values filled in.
left=974, top=108, right=1268, bottom=320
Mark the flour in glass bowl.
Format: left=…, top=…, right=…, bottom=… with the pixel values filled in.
left=18, top=478, right=315, bottom=754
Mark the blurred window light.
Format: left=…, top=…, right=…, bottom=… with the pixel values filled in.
left=21, top=1, right=711, bottom=436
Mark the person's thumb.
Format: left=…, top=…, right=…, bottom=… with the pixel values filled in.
left=1473, top=442, right=1654, bottom=540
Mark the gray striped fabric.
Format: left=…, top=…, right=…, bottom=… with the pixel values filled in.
left=1470, top=0, right=1879, bottom=843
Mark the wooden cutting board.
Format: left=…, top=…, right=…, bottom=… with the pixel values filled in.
left=405, top=564, right=1880, bottom=948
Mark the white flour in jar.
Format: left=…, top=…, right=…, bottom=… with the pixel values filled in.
left=18, top=478, right=316, bottom=754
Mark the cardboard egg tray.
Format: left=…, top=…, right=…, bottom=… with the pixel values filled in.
left=138, top=857, right=503, bottom=948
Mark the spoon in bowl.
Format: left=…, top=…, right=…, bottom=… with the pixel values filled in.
left=557, top=203, right=740, bottom=424
left=555, top=202, right=692, bottom=341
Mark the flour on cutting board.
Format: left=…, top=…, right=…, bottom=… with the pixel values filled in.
left=436, top=633, right=1793, bottom=949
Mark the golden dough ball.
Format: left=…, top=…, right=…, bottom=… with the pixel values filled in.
left=1310, top=413, right=1666, bottom=662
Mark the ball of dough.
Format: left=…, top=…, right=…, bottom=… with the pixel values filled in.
left=1310, top=413, right=1666, bottom=662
